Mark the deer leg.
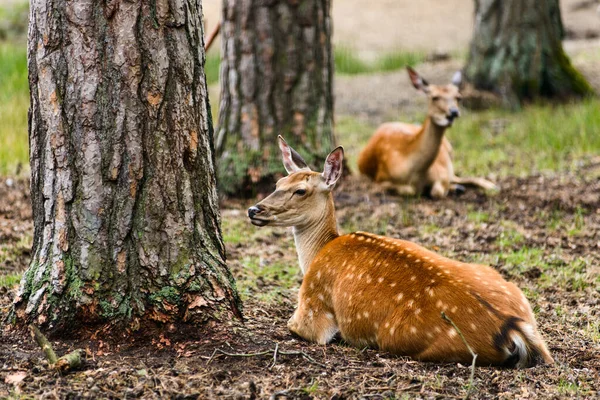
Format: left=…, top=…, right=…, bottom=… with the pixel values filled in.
left=288, top=298, right=339, bottom=345
left=429, top=181, right=449, bottom=198
left=394, top=184, right=418, bottom=196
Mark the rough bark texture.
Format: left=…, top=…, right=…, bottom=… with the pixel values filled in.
left=14, top=0, right=242, bottom=333
left=464, top=0, right=594, bottom=105
left=216, top=0, right=335, bottom=197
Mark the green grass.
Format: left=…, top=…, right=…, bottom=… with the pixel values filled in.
left=0, top=42, right=29, bottom=175
left=205, top=51, right=221, bottom=86
left=450, top=99, right=600, bottom=177
left=234, top=256, right=299, bottom=304
left=0, top=273, right=22, bottom=288
left=334, top=47, right=426, bottom=75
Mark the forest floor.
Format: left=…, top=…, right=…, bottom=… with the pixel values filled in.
left=1, top=0, right=600, bottom=398
left=1, top=165, right=599, bottom=399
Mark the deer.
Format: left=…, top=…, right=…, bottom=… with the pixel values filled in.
left=357, top=67, right=497, bottom=198
left=247, top=136, right=553, bottom=368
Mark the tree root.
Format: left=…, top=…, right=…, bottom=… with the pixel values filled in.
left=29, top=325, right=85, bottom=373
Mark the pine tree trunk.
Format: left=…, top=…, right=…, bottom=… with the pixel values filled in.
left=14, top=0, right=241, bottom=333
left=464, top=0, right=594, bottom=105
left=216, top=0, right=335, bottom=197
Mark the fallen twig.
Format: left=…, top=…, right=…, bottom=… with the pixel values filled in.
left=441, top=312, right=478, bottom=399
left=207, top=345, right=327, bottom=368
left=270, top=387, right=304, bottom=400
left=28, top=324, right=85, bottom=373
left=269, top=342, right=279, bottom=370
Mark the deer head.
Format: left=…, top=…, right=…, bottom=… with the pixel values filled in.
left=407, top=66, right=462, bottom=128
left=248, top=136, right=343, bottom=230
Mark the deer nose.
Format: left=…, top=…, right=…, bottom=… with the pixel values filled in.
left=247, top=205, right=263, bottom=219
left=448, top=107, right=460, bottom=120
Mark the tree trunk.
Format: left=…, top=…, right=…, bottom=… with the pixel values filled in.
left=14, top=0, right=241, bottom=333
left=464, top=0, right=594, bottom=105
left=216, top=0, right=335, bottom=197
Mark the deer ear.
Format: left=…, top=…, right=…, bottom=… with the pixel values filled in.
left=407, top=66, right=429, bottom=93
left=278, top=136, right=310, bottom=174
left=322, top=146, right=344, bottom=188
left=452, top=71, right=463, bottom=88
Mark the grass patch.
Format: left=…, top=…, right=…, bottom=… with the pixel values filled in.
left=0, top=273, right=22, bottom=288
left=204, top=51, right=220, bottom=86
left=450, top=98, right=600, bottom=177
left=466, top=209, right=490, bottom=224
left=335, top=47, right=426, bottom=75
left=235, top=256, right=299, bottom=304
left=0, top=42, right=29, bottom=176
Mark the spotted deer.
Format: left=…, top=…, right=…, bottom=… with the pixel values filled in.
left=358, top=67, right=497, bottom=198
left=247, top=136, right=553, bottom=367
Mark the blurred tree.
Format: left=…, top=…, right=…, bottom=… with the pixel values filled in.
left=464, top=0, right=594, bottom=105
left=14, top=0, right=241, bottom=333
left=216, top=0, right=336, bottom=196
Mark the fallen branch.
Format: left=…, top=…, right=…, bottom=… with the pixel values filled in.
left=207, top=345, right=326, bottom=368
left=441, top=312, right=478, bottom=399
left=29, top=324, right=57, bottom=364
left=28, top=324, right=85, bottom=373
left=204, top=21, right=221, bottom=51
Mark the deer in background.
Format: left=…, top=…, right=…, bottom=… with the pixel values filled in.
left=247, top=137, right=553, bottom=367
left=358, top=67, right=497, bottom=198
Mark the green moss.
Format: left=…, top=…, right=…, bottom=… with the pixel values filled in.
left=150, top=286, right=181, bottom=304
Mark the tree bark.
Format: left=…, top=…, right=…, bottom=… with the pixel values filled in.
left=216, top=0, right=335, bottom=197
left=14, top=0, right=241, bottom=333
left=464, top=0, right=594, bottom=105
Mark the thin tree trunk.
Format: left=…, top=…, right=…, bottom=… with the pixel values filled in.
left=464, top=0, right=594, bottom=105
left=216, top=0, right=335, bottom=197
left=14, top=0, right=241, bottom=332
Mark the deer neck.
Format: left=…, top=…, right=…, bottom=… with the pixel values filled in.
left=292, top=195, right=339, bottom=275
left=411, top=117, right=447, bottom=172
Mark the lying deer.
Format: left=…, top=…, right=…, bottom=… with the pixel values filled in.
left=358, top=67, right=497, bottom=198
left=247, top=137, right=552, bottom=367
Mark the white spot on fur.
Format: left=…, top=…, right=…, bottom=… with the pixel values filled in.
left=363, top=311, right=369, bottom=318
left=411, top=276, right=416, bottom=281
left=448, top=328, right=457, bottom=338
left=316, top=271, right=322, bottom=279
left=378, top=277, right=384, bottom=283
left=390, top=326, right=395, bottom=335
left=410, top=326, right=417, bottom=334
left=450, top=306, right=458, bottom=313
left=389, top=282, right=397, bottom=287
left=414, top=308, right=421, bottom=315
left=318, top=294, right=324, bottom=301
left=470, top=323, right=477, bottom=330
left=384, top=322, right=390, bottom=328
left=396, top=293, right=404, bottom=302
left=325, top=312, right=334, bottom=320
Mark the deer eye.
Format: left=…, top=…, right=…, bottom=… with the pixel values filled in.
left=294, top=189, right=307, bottom=196
left=456, top=96, right=463, bottom=102
left=432, top=96, right=441, bottom=101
